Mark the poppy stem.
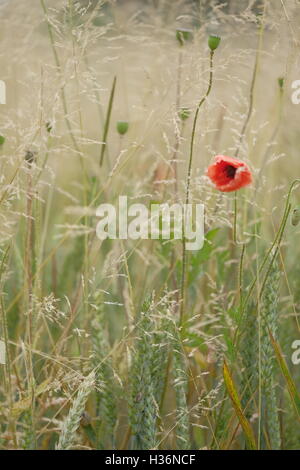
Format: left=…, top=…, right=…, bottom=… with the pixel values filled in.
left=233, top=191, right=238, bottom=243
left=180, top=49, right=215, bottom=325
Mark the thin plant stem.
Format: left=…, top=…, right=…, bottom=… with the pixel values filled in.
left=172, top=48, right=183, bottom=198
left=100, top=76, right=117, bottom=167
left=214, top=180, right=300, bottom=444
left=255, top=83, right=284, bottom=193
left=40, top=0, right=80, bottom=155
left=180, top=49, right=214, bottom=325
left=235, top=179, right=300, bottom=343
left=233, top=6, right=266, bottom=243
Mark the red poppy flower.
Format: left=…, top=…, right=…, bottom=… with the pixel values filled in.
left=207, top=155, right=252, bottom=192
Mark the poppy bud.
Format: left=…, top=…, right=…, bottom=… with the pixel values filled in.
left=178, top=107, right=190, bottom=121
left=0, top=135, right=5, bottom=146
left=117, top=121, right=129, bottom=135
left=176, top=28, right=193, bottom=46
left=208, top=34, right=221, bottom=51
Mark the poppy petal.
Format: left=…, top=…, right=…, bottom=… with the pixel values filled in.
left=207, top=155, right=252, bottom=192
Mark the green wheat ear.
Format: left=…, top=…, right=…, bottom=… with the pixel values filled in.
left=241, top=303, right=258, bottom=421
left=151, top=316, right=170, bottom=408
left=56, top=371, right=95, bottom=450
left=129, top=298, right=157, bottom=450
left=91, top=299, right=117, bottom=449
left=166, top=315, right=190, bottom=450
left=21, top=409, right=36, bottom=450
left=260, top=257, right=281, bottom=450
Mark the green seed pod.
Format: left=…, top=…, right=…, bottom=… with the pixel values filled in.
left=117, top=121, right=129, bottom=135
left=208, top=34, right=221, bottom=51
left=176, top=28, right=193, bottom=46
left=178, top=107, right=190, bottom=121
left=0, top=135, right=5, bottom=146
left=291, top=206, right=300, bottom=226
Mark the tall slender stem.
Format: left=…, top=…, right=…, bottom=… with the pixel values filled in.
left=180, top=49, right=214, bottom=324
left=172, top=49, right=183, bottom=198
left=233, top=8, right=266, bottom=243
left=40, top=0, right=80, bottom=154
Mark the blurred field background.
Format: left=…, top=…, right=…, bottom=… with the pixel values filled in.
left=0, top=0, right=300, bottom=450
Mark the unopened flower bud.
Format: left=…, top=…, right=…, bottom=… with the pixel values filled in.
left=117, top=121, right=129, bottom=135
left=0, top=135, right=5, bottom=146
left=208, top=34, right=221, bottom=51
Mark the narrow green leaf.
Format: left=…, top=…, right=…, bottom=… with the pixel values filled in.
left=100, top=76, right=117, bottom=167
left=223, top=359, right=257, bottom=450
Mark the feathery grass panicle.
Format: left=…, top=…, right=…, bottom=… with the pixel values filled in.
left=56, top=371, right=95, bottom=450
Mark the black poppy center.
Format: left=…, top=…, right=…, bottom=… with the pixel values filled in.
left=225, top=165, right=237, bottom=179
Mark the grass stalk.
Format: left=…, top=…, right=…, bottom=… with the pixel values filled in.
left=180, top=49, right=215, bottom=324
